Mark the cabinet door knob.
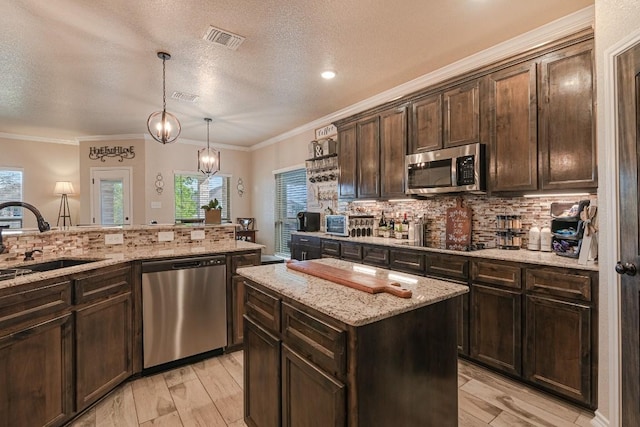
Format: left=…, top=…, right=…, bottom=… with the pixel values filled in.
left=615, top=261, right=637, bottom=276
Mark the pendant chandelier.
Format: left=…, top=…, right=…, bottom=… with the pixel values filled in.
left=198, top=118, right=220, bottom=176
left=147, top=52, right=181, bottom=144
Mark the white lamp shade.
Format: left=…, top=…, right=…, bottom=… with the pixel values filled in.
left=54, top=181, right=75, bottom=195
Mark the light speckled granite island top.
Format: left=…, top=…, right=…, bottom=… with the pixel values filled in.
left=237, top=257, right=468, bottom=327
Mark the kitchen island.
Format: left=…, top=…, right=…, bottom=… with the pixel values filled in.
left=237, top=258, right=468, bottom=427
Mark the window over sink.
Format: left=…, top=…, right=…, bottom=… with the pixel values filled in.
left=0, top=168, right=23, bottom=228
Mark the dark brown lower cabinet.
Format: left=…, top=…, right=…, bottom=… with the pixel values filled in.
left=524, top=295, right=592, bottom=405
left=244, top=317, right=280, bottom=427
left=470, top=284, right=522, bottom=376
left=457, top=290, right=469, bottom=355
left=0, top=313, right=74, bottom=427
left=228, top=251, right=261, bottom=348
left=281, top=345, right=346, bottom=427
left=75, top=292, right=133, bottom=411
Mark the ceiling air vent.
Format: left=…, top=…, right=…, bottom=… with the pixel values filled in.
left=171, top=91, right=199, bottom=103
left=203, top=26, right=245, bottom=50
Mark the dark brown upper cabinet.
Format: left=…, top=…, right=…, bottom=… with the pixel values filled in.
left=444, top=81, right=480, bottom=147
left=538, top=41, right=596, bottom=191
left=337, top=123, right=357, bottom=199
left=410, top=94, right=442, bottom=153
left=357, top=115, right=381, bottom=199
left=486, top=61, right=538, bottom=192
left=380, top=106, right=408, bottom=198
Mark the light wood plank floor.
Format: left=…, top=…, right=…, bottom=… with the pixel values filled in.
left=69, top=352, right=595, bottom=427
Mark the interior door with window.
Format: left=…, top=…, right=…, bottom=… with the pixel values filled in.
left=616, top=40, right=640, bottom=427
left=91, top=168, right=131, bottom=225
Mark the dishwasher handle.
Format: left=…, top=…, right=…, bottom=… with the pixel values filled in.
left=142, top=255, right=226, bottom=273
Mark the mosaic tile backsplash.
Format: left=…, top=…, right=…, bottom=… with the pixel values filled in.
left=338, top=194, right=597, bottom=249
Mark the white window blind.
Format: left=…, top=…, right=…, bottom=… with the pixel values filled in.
left=274, top=168, right=307, bottom=257
left=174, top=173, right=231, bottom=222
left=0, top=169, right=23, bottom=228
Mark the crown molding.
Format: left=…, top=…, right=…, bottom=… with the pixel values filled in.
left=250, top=5, right=594, bottom=152
left=77, top=134, right=144, bottom=143
left=162, top=135, right=251, bottom=152
left=0, top=132, right=78, bottom=145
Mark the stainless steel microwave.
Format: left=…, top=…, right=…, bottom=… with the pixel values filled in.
left=405, top=143, right=486, bottom=195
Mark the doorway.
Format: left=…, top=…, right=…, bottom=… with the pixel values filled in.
left=90, top=168, right=132, bottom=225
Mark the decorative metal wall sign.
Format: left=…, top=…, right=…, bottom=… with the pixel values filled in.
left=315, top=124, right=337, bottom=140
left=89, top=145, right=136, bottom=162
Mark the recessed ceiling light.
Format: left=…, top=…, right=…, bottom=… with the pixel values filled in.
left=321, top=70, right=336, bottom=80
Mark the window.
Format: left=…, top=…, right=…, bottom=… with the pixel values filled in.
left=0, top=169, right=23, bottom=228
left=174, top=173, right=231, bottom=222
left=274, top=168, right=307, bottom=257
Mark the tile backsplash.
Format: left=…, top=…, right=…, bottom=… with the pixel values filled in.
left=338, top=194, right=597, bottom=249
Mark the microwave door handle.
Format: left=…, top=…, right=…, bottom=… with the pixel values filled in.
left=451, top=158, right=457, bottom=188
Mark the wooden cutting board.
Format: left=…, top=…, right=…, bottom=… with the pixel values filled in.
left=285, top=260, right=412, bottom=298
left=446, top=197, right=472, bottom=251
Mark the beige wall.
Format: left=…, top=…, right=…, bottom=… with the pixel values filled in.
left=78, top=138, right=146, bottom=225
left=250, top=131, right=313, bottom=254
left=144, top=139, right=253, bottom=226
left=0, top=136, right=80, bottom=229
left=594, top=0, right=640, bottom=424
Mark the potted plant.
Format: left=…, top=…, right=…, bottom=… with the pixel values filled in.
left=201, top=198, right=222, bottom=224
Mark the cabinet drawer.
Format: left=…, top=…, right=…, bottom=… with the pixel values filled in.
left=245, top=282, right=281, bottom=334
left=426, top=254, right=468, bottom=281
left=525, top=268, right=592, bottom=302
left=231, top=252, right=260, bottom=272
left=471, top=260, right=521, bottom=289
left=282, top=302, right=346, bottom=377
left=390, top=250, right=424, bottom=274
left=321, top=240, right=341, bottom=258
left=0, top=281, right=71, bottom=331
left=292, top=235, right=320, bottom=247
left=74, top=266, right=131, bottom=305
left=341, top=242, right=362, bottom=261
left=362, top=246, right=389, bottom=267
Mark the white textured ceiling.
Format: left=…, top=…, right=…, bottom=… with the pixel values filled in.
left=0, top=0, right=593, bottom=147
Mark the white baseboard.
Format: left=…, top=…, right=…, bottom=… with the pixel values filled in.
left=590, top=410, right=610, bottom=427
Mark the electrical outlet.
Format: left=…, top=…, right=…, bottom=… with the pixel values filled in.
left=158, top=231, right=174, bottom=242
left=105, top=233, right=124, bottom=245
left=191, top=230, right=205, bottom=240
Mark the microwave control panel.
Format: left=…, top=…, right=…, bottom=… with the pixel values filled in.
left=456, top=155, right=476, bottom=186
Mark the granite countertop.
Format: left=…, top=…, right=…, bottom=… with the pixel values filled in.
left=0, top=240, right=263, bottom=291
left=237, top=258, right=468, bottom=327
left=294, top=232, right=598, bottom=271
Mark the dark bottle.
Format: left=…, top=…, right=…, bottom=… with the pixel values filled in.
left=402, top=213, right=409, bottom=231
left=389, top=216, right=395, bottom=232
left=379, top=213, right=387, bottom=227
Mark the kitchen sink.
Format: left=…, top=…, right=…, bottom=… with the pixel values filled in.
left=25, top=259, right=103, bottom=272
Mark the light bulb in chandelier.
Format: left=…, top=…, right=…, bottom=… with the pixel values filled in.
left=147, top=52, right=181, bottom=144
left=198, top=118, right=220, bottom=176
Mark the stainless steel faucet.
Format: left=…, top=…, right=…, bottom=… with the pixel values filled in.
left=0, top=202, right=50, bottom=254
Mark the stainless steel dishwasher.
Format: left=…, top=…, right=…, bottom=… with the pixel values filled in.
left=141, top=255, right=227, bottom=369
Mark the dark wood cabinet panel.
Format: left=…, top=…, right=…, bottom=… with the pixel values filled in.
left=340, top=242, right=362, bottom=261
left=525, top=268, right=592, bottom=301
left=281, top=345, right=346, bottom=427
left=245, top=283, right=281, bottom=335
left=228, top=251, right=261, bottom=347
left=380, top=106, right=407, bottom=198
left=539, top=40, right=596, bottom=191
left=337, top=124, right=357, bottom=199
left=75, top=292, right=132, bottom=411
left=425, top=253, right=469, bottom=281
left=290, top=235, right=321, bottom=261
left=361, top=245, right=389, bottom=267
left=244, top=317, right=281, bottom=427
left=74, top=266, right=130, bottom=305
left=410, top=94, right=443, bottom=152
left=470, top=284, right=522, bottom=376
left=390, top=249, right=424, bottom=275
left=356, top=116, right=381, bottom=198
left=0, top=313, right=73, bottom=427
left=471, top=260, right=522, bottom=289
left=486, top=61, right=538, bottom=192
left=0, top=279, right=71, bottom=332
left=443, top=81, right=480, bottom=147
left=524, top=295, right=592, bottom=405
left=321, top=240, right=341, bottom=258
left=457, top=291, right=470, bottom=355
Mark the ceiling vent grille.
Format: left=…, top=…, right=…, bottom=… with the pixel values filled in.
left=203, top=26, right=245, bottom=50
left=171, top=91, right=199, bottom=103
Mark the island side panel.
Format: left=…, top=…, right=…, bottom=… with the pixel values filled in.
left=354, top=296, right=459, bottom=427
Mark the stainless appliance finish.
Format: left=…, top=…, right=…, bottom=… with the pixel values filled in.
left=142, top=255, right=227, bottom=369
left=405, top=143, right=486, bottom=195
